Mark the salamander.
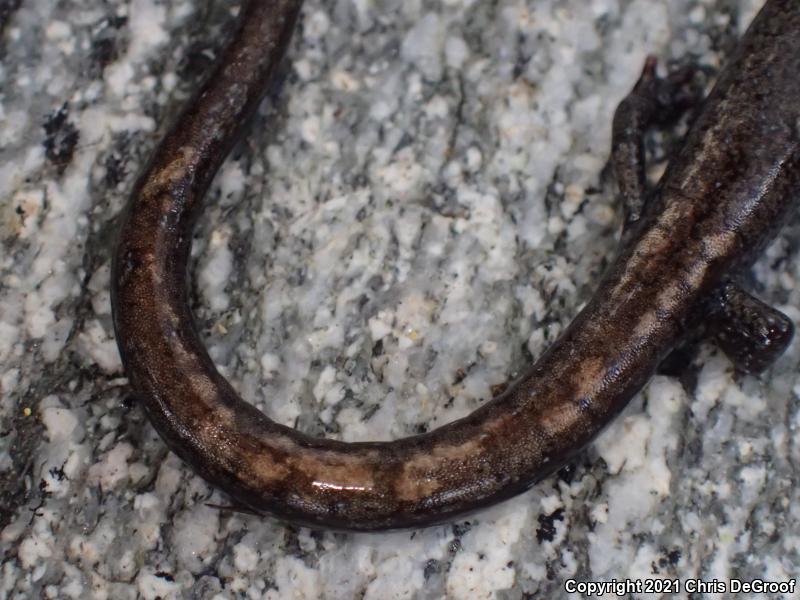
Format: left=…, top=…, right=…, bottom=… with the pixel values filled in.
left=111, top=0, right=798, bottom=530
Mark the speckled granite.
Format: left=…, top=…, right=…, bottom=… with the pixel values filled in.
left=2, top=0, right=799, bottom=598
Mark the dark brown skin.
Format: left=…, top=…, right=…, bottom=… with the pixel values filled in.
left=112, top=0, right=799, bottom=530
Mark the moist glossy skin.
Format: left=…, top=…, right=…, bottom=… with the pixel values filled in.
left=112, top=0, right=800, bottom=530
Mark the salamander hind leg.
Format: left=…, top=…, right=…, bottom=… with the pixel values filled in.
left=707, top=282, right=794, bottom=374
left=611, top=57, right=703, bottom=228
left=658, top=282, right=794, bottom=380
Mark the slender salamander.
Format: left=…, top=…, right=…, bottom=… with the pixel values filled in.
left=112, top=0, right=798, bottom=530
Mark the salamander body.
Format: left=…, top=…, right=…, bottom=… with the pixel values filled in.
left=112, top=0, right=798, bottom=530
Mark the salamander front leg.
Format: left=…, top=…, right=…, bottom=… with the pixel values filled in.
left=707, top=282, right=794, bottom=374
left=611, top=56, right=701, bottom=228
